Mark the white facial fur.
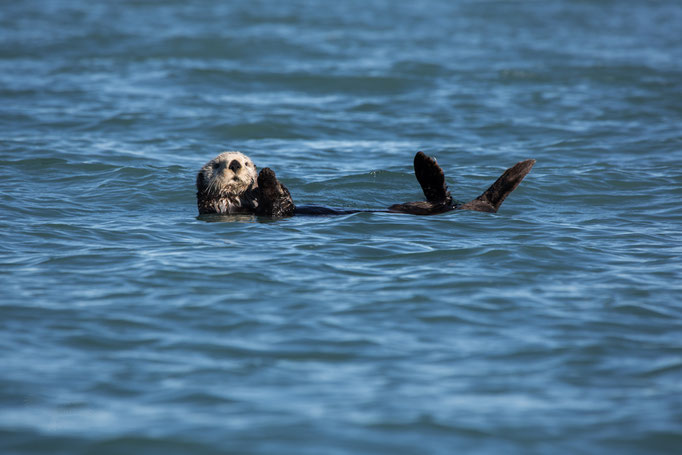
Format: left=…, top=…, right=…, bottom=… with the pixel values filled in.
left=199, top=151, right=258, bottom=197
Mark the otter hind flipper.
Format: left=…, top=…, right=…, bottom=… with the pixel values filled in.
left=460, top=159, right=535, bottom=213
left=256, top=168, right=296, bottom=218
left=414, top=151, right=451, bottom=203
left=388, top=152, right=454, bottom=215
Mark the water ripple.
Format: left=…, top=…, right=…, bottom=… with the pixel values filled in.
left=2, top=0, right=682, bottom=454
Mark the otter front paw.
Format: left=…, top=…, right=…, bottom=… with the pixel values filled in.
left=257, top=167, right=278, bottom=191
left=256, top=168, right=295, bottom=218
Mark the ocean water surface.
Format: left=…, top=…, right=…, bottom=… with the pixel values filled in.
left=1, top=0, right=681, bottom=453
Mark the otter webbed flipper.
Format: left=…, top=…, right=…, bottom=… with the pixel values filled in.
left=389, top=152, right=534, bottom=215
left=256, top=168, right=296, bottom=218
left=459, top=159, right=535, bottom=213
left=388, top=151, right=455, bottom=215
left=414, top=151, right=451, bottom=203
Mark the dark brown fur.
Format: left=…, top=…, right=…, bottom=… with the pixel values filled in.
left=197, top=151, right=535, bottom=218
left=388, top=152, right=535, bottom=215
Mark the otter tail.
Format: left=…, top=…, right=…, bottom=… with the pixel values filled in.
left=459, top=159, right=535, bottom=213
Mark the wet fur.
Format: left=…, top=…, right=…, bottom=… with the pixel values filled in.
left=196, top=151, right=534, bottom=218
left=196, top=151, right=294, bottom=217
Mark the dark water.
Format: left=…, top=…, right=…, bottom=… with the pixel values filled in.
left=2, top=1, right=682, bottom=453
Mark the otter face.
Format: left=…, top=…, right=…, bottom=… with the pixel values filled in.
left=197, top=151, right=258, bottom=197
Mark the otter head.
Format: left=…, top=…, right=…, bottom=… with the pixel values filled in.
left=196, top=151, right=258, bottom=198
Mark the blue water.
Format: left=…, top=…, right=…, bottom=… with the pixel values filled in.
left=2, top=1, right=682, bottom=454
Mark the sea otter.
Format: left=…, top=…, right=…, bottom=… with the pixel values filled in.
left=196, top=151, right=535, bottom=217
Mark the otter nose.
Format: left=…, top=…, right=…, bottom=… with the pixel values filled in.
left=228, top=160, right=242, bottom=173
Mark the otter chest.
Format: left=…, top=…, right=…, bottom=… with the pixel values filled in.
left=199, top=196, right=258, bottom=215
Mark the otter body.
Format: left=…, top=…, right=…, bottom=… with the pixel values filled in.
left=196, top=151, right=535, bottom=218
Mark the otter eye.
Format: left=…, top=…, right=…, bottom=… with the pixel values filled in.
left=212, top=162, right=220, bottom=169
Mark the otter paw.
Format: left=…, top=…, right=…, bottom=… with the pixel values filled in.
left=258, top=167, right=283, bottom=196
left=258, top=167, right=276, bottom=184
left=257, top=168, right=295, bottom=218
